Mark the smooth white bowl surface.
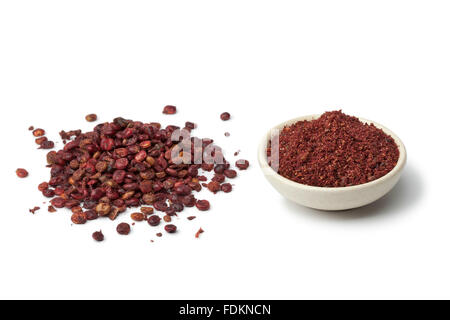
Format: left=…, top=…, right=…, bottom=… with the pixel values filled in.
left=258, top=115, right=407, bottom=211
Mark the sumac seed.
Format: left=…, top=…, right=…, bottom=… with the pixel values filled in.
left=207, top=181, right=221, bottom=193
left=221, top=183, right=232, bottom=193
left=116, top=222, right=131, bottom=235
left=141, top=206, right=154, bottom=215
left=220, top=112, right=231, bottom=121
left=131, top=212, right=145, bottom=222
left=85, top=210, right=99, bottom=220
left=164, top=224, right=177, bottom=233
left=39, top=140, right=55, bottom=149
left=51, top=197, right=66, bottom=208
left=16, top=168, right=29, bottom=178
left=38, top=182, right=49, bottom=191
left=92, top=231, right=104, bottom=242
left=42, top=189, right=55, bottom=197
left=214, top=164, right=226, bottom=174
left=147, top=215, right=161, bottom=227
left=32, top=128, right=45, bottom=137
left=35, top=137, right=48, bottom=145
left=185, top=121, right=196, bottom=129
left=235, top=159, right=250, bottom=170
left=85, top=114, right=98, bottom=122
left=224, top=169, right=237, bottom=178
left=196, top=200, right=210, bottom=211
left=71, top=212, right=87, bottom=225
left=162, top=105, right=177, bottom=115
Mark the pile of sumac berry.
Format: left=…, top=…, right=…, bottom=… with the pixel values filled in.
left=37, top=115, right=249, bottom=241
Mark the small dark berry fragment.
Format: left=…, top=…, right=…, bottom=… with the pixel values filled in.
left=29, top=206, right=40, bottom=214
left=92, top=231, right=104, bottom=242
left=195, top=228, right=204, bottom=238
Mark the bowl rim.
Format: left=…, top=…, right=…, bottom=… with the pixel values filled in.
left=258, top=114, right=407, bottom=192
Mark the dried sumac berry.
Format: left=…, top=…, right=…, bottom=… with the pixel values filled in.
left=131, top=212, right=145, bottom=222
left=147, top=215, right=161, bottom=227
left=92, top=231, right=104, bottom=241
left=32, top=128, right=45, bottom=137
left=85, top=114, right=98, bottom=122
left=116, top=222, right=131, bottom=235
left=221, top=183, right=232, bottom=193
left=71, top=212, right=87, bottom=224
left=162, top=105, right=177, bottom=114
left=235, top=159, right=250, bottom=170
left=196, top=200, right=210, bottom=211
left=220, top=112, right=231, bottom=121
left=16, top=168, right=29, bottom=178
left=164, top=224, right=177, bottom=233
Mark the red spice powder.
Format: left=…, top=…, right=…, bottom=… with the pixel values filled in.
left=268, top=111, right=399, bottom=187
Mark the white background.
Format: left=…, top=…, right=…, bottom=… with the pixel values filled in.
left=0, top=0, right=448, bottom=300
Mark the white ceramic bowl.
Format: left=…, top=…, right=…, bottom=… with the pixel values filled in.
left=258, top=115, right=407, bottom=211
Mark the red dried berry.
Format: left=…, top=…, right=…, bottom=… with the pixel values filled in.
left=92, top=231, right=104, bottom=242
left=131, top=212, right=145, bottom=222
left=221, top=183, right=232, bottom=193
left=224, top=169, right=237, bottom=178
left=85, top=114, right=98, bottom=122
left=164, top=224, right=177, bottom=233
left=39, top=140, right=55, bottom=149
left=116, top=222, right=131, bottom=235
left=32, top=128, right=45, bottom=137
left=35, top=137, right=48, bottom=145
left=207, top=181, right=221, bottom=193
left=38, top=182, right=49, bottom=191
left=162, top=105, right=177, bottom=114
left=220, top=112, right=231, bottom=121
left=16, top=168, right=28, bottom=178
left=71, top=212, right=87, bottom=224
left=147, top=215, right=161, bottom=227
left=235, top=159, right=250, bottom=170
left=196, top=200, right=210, bottom=211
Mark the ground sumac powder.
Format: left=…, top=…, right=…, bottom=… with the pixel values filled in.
left=268, top=111, right=399, bottom=187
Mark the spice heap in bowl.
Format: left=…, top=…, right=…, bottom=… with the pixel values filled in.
left=259, top=110, right=406, bottom=211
